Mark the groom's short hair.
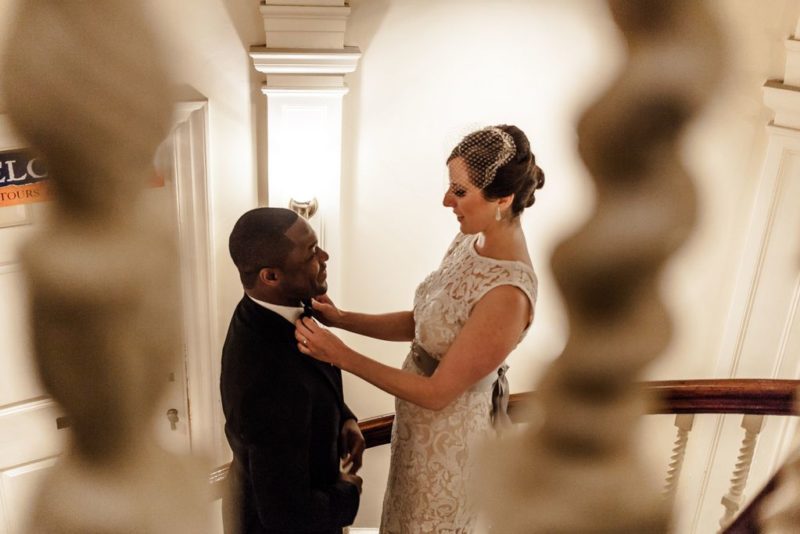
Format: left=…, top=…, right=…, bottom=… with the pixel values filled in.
left=229, top=207, right=299, bottom=289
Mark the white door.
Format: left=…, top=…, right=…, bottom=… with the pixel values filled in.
left=146, top=135, right=193, bottom=455
left=152, top=102, right=221, bottom=461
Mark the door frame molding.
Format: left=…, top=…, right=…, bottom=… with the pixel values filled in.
left=170, top=100, right=222, bottom=460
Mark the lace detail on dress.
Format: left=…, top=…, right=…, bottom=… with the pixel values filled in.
left=380, top=233, right=537, bottom=534
left=413, top=233, right=536, bottom=359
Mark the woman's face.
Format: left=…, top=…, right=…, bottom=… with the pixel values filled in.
left=442, top=157, right=494, bottom=234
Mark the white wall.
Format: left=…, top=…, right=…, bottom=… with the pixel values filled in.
left=143, top=0, right=265, bottom=463
left=341, top=0, right=620, bottom=413
left=338, top=0, right=800, bottom=528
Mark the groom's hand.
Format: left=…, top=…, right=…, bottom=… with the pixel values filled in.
left=340, top=418, right=365, bottom=475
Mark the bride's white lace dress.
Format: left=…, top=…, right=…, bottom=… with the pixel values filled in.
left=380, top=233, right=537, bottom=534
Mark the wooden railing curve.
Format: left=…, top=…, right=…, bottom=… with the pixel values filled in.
left=209, top=378, right=800, bottom=532
left=644, top=379, right=800, bottom=415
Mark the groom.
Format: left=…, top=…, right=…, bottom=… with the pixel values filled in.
left=221, top=207, right=363, bottom=534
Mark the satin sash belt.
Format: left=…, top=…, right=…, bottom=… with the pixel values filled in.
left=410, top=341, right=512, bottom=429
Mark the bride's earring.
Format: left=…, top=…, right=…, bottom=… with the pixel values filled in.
left=495, top=206, right=502, bottom=221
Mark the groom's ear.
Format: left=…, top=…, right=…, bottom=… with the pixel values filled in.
left=259, top=267, right=280, bottom=287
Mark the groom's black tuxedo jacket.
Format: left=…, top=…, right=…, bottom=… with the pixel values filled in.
left=220, top=295, right=359, bottom=534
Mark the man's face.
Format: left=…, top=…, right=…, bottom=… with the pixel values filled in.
left=278, top=217, right=329, bottom=303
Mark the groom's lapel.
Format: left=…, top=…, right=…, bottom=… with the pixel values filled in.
left=245, top=296, right=343, bottom=399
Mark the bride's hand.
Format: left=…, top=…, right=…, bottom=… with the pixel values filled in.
left=295, top=316, right=348, bottom=367
left=311, top=294, right=343, bottom=327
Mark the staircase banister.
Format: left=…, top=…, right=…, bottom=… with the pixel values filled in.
left=643, top=379, right=800, bottom=415
left=208, top=378, right=800, bottom=507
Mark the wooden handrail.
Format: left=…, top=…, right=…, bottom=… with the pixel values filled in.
left=643, top=379, right=800, bottom=415
left=209, top=378, right=800, bottom=522
left=356, top=380, right=800, bottom=452
left=508, top=379, right=800, bottom=418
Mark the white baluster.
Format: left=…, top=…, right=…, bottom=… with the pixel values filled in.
left=2, top=1, right=207, bottom=532
left=719, top=414, right=765, bottom=531
left=477, top=2, right=725, bottom=531
left=664, top=413, right=695, bottom=501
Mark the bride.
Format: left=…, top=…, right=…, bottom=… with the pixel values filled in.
left=296, top=124, right=545, bottom=533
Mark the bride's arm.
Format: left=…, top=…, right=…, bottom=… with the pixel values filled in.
left=312, top=294, right=414, bottom=342
left=297, top=286, right=530, bottom=411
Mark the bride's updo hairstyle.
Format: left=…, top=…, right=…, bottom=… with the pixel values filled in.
left=447, top=124, right=545, bottom=217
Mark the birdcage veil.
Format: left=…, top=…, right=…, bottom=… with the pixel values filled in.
left=446, top=126, right=517, bottom=190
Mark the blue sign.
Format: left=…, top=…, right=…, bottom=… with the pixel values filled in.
left=0, top=149, right=50, bottom=207
left=0, top=149, right=47, bottom=188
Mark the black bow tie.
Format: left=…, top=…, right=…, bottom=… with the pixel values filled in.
left=301, top=300, right=314, bottom=318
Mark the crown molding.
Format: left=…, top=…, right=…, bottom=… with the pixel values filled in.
left=172, top=100, right=206, bottom=126
left=260, top=3, right=351, bottom=49
left=250, top=46, right=361, bottom=75
left=764, top=20, right=800, bottom=131
left=763, top=80, right=800, bottom=131
left=263, top=0, right=345, bottom=5
left=261, top=86, right=349, bottom=97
